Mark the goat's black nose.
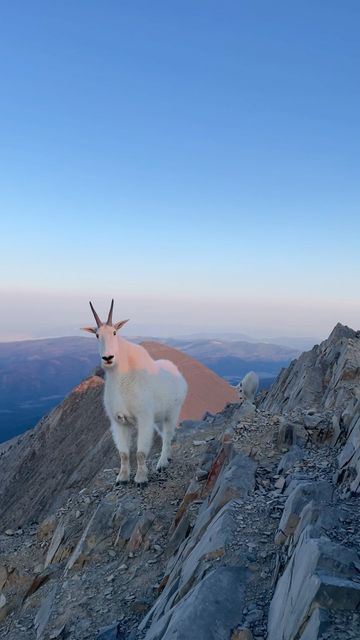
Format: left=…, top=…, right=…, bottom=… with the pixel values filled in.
left=102, top=355, right=114, bottom=363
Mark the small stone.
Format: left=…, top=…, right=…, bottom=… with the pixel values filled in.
left=108, top=550, right=116, bottom=558
left=274, top=477, right=286, bottom=491
left=75, top=510, right=81, bottom=519
left=246, top=608, right=263, bottom=624
left=5, top=529, right=15, bottom=536
left=119, top=564, right=128, bottom=571
left=0, top=594, right=6, bottom=609
left=49, top=625, right=66, bottom=639
left=231, top=629, right=253, bottom=640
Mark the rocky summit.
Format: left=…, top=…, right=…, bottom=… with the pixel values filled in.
left=0, top=323, right=360, bottom=640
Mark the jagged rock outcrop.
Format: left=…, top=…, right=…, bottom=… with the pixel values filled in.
left=337, top=397, right=360, bottom=494
left=261, top=323, right=360, bottom=413
left=267, top=438, right=360, bottom=640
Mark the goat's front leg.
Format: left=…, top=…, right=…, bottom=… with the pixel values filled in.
left=110, top=421, right=131, bottom=484
left=135, top=417, right=154, bottom=485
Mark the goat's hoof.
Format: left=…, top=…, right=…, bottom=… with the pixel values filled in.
left=156, top=458, right=170, bottom=472
left=134, top=470, right=148, bottom=486
left=156, top=464, right=169, bottom=473
left=135, top=480, right=148, bottom=487
left=116, top=472, right=130, bottom=485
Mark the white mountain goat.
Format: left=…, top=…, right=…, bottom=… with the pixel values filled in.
left=82, top=300, right=188, bottom=485
left=237, top=371, right=259, bottom=403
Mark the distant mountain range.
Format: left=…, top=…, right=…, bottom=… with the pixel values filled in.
left=165, top=333, right=319, bottom=351
left=160, top=337, right=299, bottom=384
left=0, top=335, right=301, bottom=443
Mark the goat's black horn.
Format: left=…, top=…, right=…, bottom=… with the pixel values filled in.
left=107, top=299, right=114, bottom=325
left=89, top=301, right=102, bottom=328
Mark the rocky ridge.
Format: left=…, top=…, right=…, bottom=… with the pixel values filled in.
left=0, top=323, right=359, bottom=639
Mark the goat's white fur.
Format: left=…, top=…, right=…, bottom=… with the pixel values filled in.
left=82, top=306, right=187, bottom=485
left=237, top=371, right=259, bottom=403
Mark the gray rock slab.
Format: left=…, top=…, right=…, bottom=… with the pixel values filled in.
left=34, top=585, right=57, bottom=639
left=277, top=446, right=304, bottom=474
left=65, top=496, right=118, bottom=571
left=139, top=577, right=180, bottom=633
left=45, top=520, right=65, bottom=568
left=177, top=499, right=239, bottom=600
left=298, top=608, right=331, bottom=640
left=127, top=511, right=155, bottom=551
left=96, top=622, right=125, bottom=639
left=194, top=454, right=256, bottom=538
left=143, top=566, right=246, bottom=640
left=165, top=512, right=190, bottom=558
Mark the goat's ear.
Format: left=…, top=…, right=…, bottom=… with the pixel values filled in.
left=80, top=326, right=98, bottom=334
left=114, top=319, right=129, bottom=331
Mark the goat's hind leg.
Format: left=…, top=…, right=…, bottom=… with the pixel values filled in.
left=110, top=421, right=131, bottom=484
left=135, top=417, right=154, bottom=486
left=156, top=408, right=179, bottom=472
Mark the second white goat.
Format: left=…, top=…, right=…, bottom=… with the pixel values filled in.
left=237, top=371, right=259, bottom=403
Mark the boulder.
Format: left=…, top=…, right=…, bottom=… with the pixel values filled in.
left=268, top=527, right=360, bottom=640
left=277, top=446, right=304, bottom=474
left=275, top=481, right=333, bottom=544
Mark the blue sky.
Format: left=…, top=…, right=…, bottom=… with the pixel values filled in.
left=1, top=1, right=359, bottom=340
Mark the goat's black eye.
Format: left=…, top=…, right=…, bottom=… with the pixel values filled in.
left=113, top=331, right=116, bottom=336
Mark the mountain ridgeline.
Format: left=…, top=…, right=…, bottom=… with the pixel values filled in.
left=0, top=336, right=298, bottom=443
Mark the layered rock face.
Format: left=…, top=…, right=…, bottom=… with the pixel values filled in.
left=260, top=323, right=360, bottom=413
